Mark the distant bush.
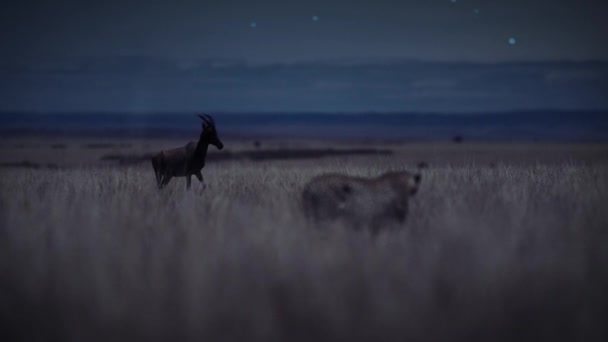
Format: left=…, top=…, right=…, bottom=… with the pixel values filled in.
left=82, top=143, right=131, bottom=149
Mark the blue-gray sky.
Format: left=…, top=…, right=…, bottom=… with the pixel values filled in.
left=1, top=0, right=607, bottom=112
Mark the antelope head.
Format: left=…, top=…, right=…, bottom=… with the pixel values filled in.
left=198, top=113, right=224, bottom=150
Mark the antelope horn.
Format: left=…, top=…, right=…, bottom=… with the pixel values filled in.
left=197, top=113, right=211, bottom=125
left=204, top=113, right=215, bottom=126
left=197, top=113, right=215, bottom=126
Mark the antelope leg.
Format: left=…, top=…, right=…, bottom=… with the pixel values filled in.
left=161, top=175, right=172, bottom=188
left=195, top=172, right=206, bottom=190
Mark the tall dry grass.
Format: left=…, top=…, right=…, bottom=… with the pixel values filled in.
left=1, top=158, right=607, bottom=341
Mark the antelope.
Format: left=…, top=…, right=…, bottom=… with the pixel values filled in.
left=301, top=168, right=422, bottom=235
left=151, top=113, right=224, bottom=190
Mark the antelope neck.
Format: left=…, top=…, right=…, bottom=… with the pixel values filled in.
left=194, top=133, right=210, bottom=158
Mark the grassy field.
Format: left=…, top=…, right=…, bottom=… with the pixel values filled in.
left=1, top=143, right=608, bottom=341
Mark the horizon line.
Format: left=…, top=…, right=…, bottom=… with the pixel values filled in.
left=1, top=109, right=607, bottom=116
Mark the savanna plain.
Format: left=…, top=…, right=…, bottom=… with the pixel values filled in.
left=1, top=139, right=608, bottom=341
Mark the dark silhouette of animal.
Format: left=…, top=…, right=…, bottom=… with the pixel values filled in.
left=151, top=113, right=224, bottom=189
left=301, top=169, right=422, bottom=235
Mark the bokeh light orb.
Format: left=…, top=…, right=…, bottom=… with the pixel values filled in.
left=508, top=37, right=517, bottom=45
left=312, top=15, right=319, bottom=22
left=250, top=21, right=257, bottom=28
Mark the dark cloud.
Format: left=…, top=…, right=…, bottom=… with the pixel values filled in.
left=1, top=58, right=607, bottom=112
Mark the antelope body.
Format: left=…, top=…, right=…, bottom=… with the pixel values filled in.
left=151, top=114, right=224, bottom=189
left=301, top=169, right=422, bottom=235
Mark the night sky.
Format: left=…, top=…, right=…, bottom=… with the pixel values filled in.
left=1, top=0, right=607, bottom=112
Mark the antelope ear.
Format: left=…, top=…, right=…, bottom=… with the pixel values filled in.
left=197, top=114, right=205, bottom=120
